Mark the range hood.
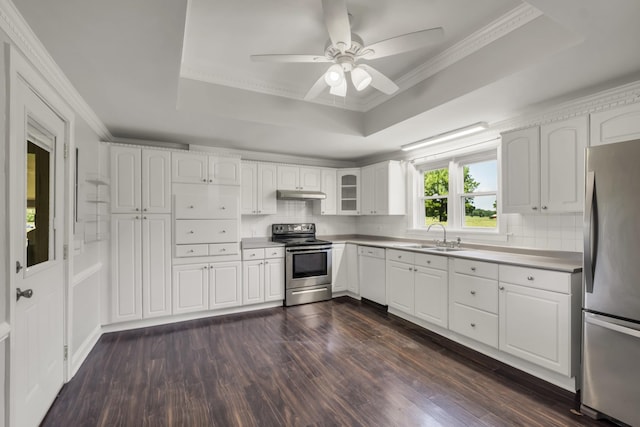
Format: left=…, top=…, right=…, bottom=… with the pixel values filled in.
left=276, top=190, right=326, bottom=200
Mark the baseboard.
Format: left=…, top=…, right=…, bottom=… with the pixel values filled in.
left=69, top=324, right=102, bottom=379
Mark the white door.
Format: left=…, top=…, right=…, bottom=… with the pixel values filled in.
left=257, top=163, right=277, bottom=214
left=209, top=262, right=242, bottom=309
left=264, top=258, right=284, bottom=302
left=319, top=168, right=337, bottom=215
left=142, top=149, right=171, bottom=213
left=372, top=163, right=388, bottom=215
left=298, top=167, right=321, bottom=191
left=110, top=146, right=141, bottom=213
left=142, top=214, right=171, bottom=318
left=11, top=78, right=66, bottom=427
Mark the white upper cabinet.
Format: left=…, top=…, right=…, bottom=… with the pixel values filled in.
left=337, top=169, right=360, bottom=215
left=315, top=168, right=337, bottom=215
left=540, top=116, right=587, bottom=212
left=360, top=161, right=405, bottom=215
left=172, top=152, right=240, bottom=185
left=141, top=150, right=171, bottom=213
left=241, top=161, right=277, bottom=215
left=590, top=102, right=640, bottom=146
left=277, top=165, right=321, bottom=191
left=501, top=127, right=540, bottom=214
left=111, top=146, right=170, bottom=213
left=502, top=117, right=586, bottom=214
left=111, top=146, right=141, bottom=213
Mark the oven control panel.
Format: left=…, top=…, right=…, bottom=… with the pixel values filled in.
left=272, top=223, right=316, bottom=235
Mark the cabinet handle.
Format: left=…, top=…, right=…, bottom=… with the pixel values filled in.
left=272, top=252, right=278, bottom=256
left=532, top=206, right=538, bottom=210
left=541, top=206, right=548, bottom=210
left=470, top=290, right=476, bottom=295
left=527, top=276, right=534, bottom=281
left=499, top=286, right=505, bottom=290
left=470, top=323, right=476, bottom=328
left=471, top=267, right=476, bottom=272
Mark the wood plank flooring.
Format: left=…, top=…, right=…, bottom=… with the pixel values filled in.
left=42, top=298, right=613, bottom=426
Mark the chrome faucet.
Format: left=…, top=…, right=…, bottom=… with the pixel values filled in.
left=427, top=223, right=447, bottom=246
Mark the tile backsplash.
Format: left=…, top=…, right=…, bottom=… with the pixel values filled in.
left=241, top=200, right=357, bottom=237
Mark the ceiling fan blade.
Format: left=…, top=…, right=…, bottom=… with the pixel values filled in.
left=322, top=0, right=351, bottom=50
left=362, top=27, right=444, bottom=60
left=304, top=72, right=329, bottom=100
left=358, top=64, right=398, bottom=95
left=329, top=79, right=347, bottom=97
left=251, top=54, right=331, bottom=63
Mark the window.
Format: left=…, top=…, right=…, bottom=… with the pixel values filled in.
left=416, top=151, right=498, bottom=231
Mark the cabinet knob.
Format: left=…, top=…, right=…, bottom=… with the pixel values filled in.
left=272, top=252, right=278, bottom=256
left=209, top=179, right=213, bottom=183
left=135, top=208, right=140, bottom=211
left=189, top=230, right=194, bottom=234
left=532, top=206, right=538, bottom=210
left=470, top=323, right=476, bottom=328
left=202, top=179, right=207, bottom=182
left=188, top=205, right=194, bottom=209
left=322, top=211, right=325, bottom=214
left=541, top=206, right=548, bottom=210
left=143, top=208, right=147, bottom=212
left=398, top=255, right=402, bottom=259
left=221, top=206, right=226, bottom=210
left=188, top=250, right=194, bottom=253
left=408, top=267, right=412, bottom=271
left=265, top=261, right=269, bottom=264
left=527, top=276, right=534, bottom=281
left=221, top=230, right=227, bottom=233
left=499, top=286, right=505, bottom=291
left=135, top=216, right=139, bottom=220
left=427, top=260, right=431, bottom=264
left=258, top=210, right=261, bottom=213
left=470, top=290, right=476, bottom=295
left=250, top=254, right=255, bottom=257
left=143, top=216, right=147, bottom=220
left=203, top=265, right=208, bottom=269
left=471, top=267, right=476, bottom=272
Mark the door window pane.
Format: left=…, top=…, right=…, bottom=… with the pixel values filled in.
left=26, top=140, right=51, bottom=267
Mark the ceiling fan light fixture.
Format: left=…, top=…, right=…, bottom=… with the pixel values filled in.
left=329, top=79, right=347, bottom=97
left=324, top=64, right=344, bottom=87
left=351, top=66, right=372, bottom=91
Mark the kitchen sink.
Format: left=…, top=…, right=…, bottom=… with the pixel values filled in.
left=419, top=246, right=467, bottom=252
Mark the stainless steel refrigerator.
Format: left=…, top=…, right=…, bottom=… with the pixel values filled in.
left=581, top=139, right=640, bottom=426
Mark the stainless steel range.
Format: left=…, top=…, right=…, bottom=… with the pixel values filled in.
left=272, top=223, right=332, bottom=306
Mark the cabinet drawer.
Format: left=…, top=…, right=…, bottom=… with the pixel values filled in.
left=358, top=246, right=385, bottom=258
left=499, top=265, right=571, bottom=294
left=451, top=303, right=498, bottom=348
left=243, top=248, right=265, bottom=260
left=264, top=247, right=285, bottom=259
left=414, top=253, right=447, bottom=270
left=175, top=194, right=238, bottom=219
left=175, top=244, right=209, bottom=257
left=175, top=220, right=238, bottom=244
left=386, top=249, right=415, bottom=264
left=452, top=274, right=498, bottom=313
left=453, top=258, right=498, bottom=280
left=209, top=243, right=239, bottom=256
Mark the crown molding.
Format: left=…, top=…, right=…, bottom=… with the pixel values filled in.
left=362, top=3, right=543, bottom=109
left=0, top=0, right=112, bottom=140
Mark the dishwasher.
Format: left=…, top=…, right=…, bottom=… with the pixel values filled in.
left=358, top=246, right=386, bottom=305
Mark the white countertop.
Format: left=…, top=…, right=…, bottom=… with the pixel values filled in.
left=241, top=238, right=285, bottom=250
left=319, top=235, right=582, bottom=273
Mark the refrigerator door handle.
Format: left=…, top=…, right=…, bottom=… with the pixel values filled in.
left=585, top=313, right=640, bottom=338
left=584, top=171, right=595, bottom=293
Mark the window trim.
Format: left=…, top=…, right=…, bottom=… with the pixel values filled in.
left=409, top=146, right=505, bottom=240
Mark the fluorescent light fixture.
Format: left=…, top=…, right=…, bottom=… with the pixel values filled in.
left=401, top=122, right=489, bottom=151
left=351, top=66, right=372, bottom=91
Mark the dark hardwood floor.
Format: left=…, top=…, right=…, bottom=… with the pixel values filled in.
left=42, top=298, right=612, bottom=426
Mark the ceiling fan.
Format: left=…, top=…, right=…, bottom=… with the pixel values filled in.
left=250, top=0, right=444, bottom=100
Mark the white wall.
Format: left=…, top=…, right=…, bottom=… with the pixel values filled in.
left=355, top=212, right=583, bottom=252
left=70, top=119, right=106, bottom=371
left=241, top=200, right=357, bottom=238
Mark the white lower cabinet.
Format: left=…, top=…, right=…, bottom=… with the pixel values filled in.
left=209, top=262, right=242, bottom=309
left=173, top=263, right=209, bottom=315
left=111, top=214, right=171, bottom=323
left=242, top=248, right=285, bottom=305
left=345, top=244, right=359, bottom=294
left=173, top=261, right=242, bottom=314
left=386, top=250, right=448, bottom=329
left=331, top=243, right=348, bottom=293
left=498, top=265, right=579, bottom=376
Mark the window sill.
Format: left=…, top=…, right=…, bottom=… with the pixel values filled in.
left=406, top=228, right=509, bottom=243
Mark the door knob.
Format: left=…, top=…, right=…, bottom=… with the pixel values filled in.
left=16, top=261, right=23, bottom=273
left=16, top=287, right=33, bottom=301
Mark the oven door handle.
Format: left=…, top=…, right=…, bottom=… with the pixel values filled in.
left=286, top=247, right=332, bottom=253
